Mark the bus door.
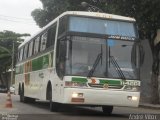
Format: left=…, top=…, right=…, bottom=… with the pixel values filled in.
left=56, top=37, right=67, bottom=100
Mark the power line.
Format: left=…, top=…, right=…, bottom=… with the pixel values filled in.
left=0, top=14, right=33, bottom=21
left=0, top=17, right=37, bottom=25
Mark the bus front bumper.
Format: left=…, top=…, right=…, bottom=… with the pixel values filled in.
left=63, top=88, right=140, bottom=107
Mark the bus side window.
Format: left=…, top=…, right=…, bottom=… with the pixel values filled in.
left=34, top=37, right=40, bottom=54
left=17, top=51, right=20, bottom=62
left=19, top=48, right=24, bottom=61
left=47, top=24, right=57, bottom=48
left=40, top=32, right=48, bottom=51
left=58, top=16, right=67, bottom=37
left=56, top=39, right=66, bottom=80
left=23, top=44, right=29, bottom=60
left=28, top=40, right=34, bottom=57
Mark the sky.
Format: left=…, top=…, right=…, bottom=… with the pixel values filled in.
left=0, top=0, right=42, bottom=36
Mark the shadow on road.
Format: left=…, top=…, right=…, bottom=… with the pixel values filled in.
left=22, top=101, right=128, bottom=119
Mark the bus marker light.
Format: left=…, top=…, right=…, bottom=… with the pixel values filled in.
left=71, top=98, right=84, bottom=102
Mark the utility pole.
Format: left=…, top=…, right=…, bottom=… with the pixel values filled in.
left=11, top=41, right=15, bottom=86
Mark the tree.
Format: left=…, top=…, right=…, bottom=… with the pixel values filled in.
left=32, top=0, right=160, bottom=104
left=31, top=0, right=107, bottom=27
left=106, top=0, right=160, bottom=104
left=0, top=30, right=30, bottom=87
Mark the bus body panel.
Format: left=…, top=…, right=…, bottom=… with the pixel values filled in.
left=63, top=88, right=140, bottom=107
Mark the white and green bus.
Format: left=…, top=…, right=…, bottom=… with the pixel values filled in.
left=15, top=11, right=142, bottom=115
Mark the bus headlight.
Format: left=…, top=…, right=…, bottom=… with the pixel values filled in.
left=71, top=92, right=84, bottom=102
left=127, top=96, right=138, bottom=101
left=124, top=85, right=140, bottom=92
left=65, top=81, right=87, bottom=87
left=72, top=92, right=83, bottom=98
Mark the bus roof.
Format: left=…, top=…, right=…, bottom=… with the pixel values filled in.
left=19, top=11, right=136, bottom=48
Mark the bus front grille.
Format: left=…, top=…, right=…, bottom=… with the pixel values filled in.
left=88, top=83, right=123, bottom=89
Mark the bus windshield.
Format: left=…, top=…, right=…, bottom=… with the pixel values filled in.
left=108, top=39, right=139, bottom=79
left=69, top=16, right=137, bottom=38
left=65, top=36, right=139, bottom=79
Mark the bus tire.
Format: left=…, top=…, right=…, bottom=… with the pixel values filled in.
left=20, top=85, right=25, bottom=102
left=19, top=84, right=30, bottom=103
left=50, top=101, right=59, bottom=112
left=18, top=84, right=21, bottom=95
left=102, top=106, right=113, bottom=116
left=19, top=86, right=23, bottom=102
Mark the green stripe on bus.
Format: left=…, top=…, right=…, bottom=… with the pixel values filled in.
left=72, top=77, right=88, bottom=83
left=71, top=77, right=122, bottom=85
left=15, top=52, right=53, bottom=74
left=32, top=52, right=52, bottom=71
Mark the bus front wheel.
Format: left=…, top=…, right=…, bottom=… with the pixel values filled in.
left=102, top=106, right=113, bottom=115
left=50, top=100, right=59, bottom=112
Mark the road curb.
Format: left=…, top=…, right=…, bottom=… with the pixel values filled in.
left=139, top=104, right=160, bottom=110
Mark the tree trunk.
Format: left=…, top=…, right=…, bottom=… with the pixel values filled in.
left=0, top=73, right=4, bottom=85
left=150, top=45, right=160, bottom=104
left=151, top=72, right=159, bottom=104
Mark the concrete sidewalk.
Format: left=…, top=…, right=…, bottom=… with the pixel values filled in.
left=139, top=103, right=160, bottom=109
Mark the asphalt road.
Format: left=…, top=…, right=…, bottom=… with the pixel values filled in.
left=0, top=93, right=160, bottom=120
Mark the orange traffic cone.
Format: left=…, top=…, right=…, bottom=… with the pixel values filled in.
left=5, top=91, right=13, bottom=108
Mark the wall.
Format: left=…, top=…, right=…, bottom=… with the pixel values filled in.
left=140, top=39, right=153, bottom=103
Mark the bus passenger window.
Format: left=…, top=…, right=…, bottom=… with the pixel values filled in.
left=34, top=37, right=40, bottom=54
left=17, top=51, right=20, bottom=62
left=19, top=48, right=24, bottom=61
left=40, top=32, right=47, bottom=51
left=28, top=41, right=34, bottom=57
left=58, top=16, right=67, bottom=37
left=23, top=44, right=29, bottom=59
left=56, top=39, right=66, bottom=79
left=47, top=24, right=57, bottom=48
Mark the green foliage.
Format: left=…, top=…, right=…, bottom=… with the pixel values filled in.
left=32, top=0, right=70, bottom=27
left=32, top=0, right=160, bottom=40
left=0, top=30, right=30, bottom=73
left=107, top=0, right=160, bottom=41
left=31, top=0, right=108, bottom=27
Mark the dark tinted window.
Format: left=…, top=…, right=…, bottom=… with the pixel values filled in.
left=34, top=36, right=40, bottom=54
left=40, top=32, right=47, bottom=51
left=28, top=40, right=34, bottom=57
left=56, top=38, right=67, bottom=79
left=58, top=16, right=67, bottom=37
left=23, top=44, right=29, bottom=59
left=47, top=24, right=57, bottom=48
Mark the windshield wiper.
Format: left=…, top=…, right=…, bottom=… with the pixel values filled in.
left=87, top=53, right=102, bottom=78
left=109, top=56, right=126, bottom=80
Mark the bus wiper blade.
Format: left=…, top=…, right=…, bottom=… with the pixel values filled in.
left=110, top=56, right=126, bottom=80
left=87, top=53, right=102, bottom=78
